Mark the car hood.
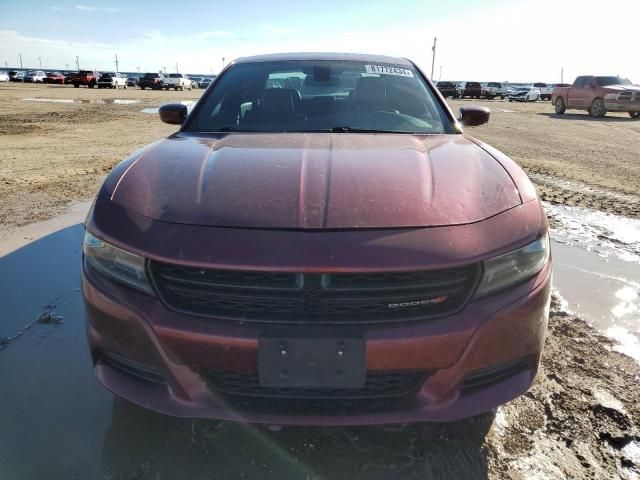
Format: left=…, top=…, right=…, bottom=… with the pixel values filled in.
left=603, top=84, right=640, bottom=92
left=108, top=133, right=521, bottom=229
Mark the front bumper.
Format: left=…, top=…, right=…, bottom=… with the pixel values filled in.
left=83, top=204, right=552, bottom=425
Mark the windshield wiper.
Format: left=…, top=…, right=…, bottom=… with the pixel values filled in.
left=215, top=126, right=260, bottom=132
left=329, top=126, right=419, bottom=134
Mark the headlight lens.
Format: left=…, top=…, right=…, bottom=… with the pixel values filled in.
left=83, top=231, right=153, bottom=293
left=475, top=234, right=550, bottom=297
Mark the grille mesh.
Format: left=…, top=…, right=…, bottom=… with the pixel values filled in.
left=204, top=370, right=428, bottom=399
left=150, top=262, right=479, bottom=324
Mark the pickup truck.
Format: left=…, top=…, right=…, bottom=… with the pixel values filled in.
left=98, top=72, right=127, bottom=89
left=436, top=81, right=458, bottom=98
left=70, top=70, right=99, bottom=88
left=551, top=75, right=640, bottom=118
left=457, top=81, right=482, bottom=99
left=139, top=72, right=165, bottom=90
left=482, top=82, right=507, bottom=99
left=533, top=82, right=553, bottom=101
left=163, top=73, right=193, bottom=91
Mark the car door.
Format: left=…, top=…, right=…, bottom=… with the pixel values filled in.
left=568, top=76, right=589, bottom=108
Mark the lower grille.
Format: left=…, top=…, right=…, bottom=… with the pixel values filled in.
left=149, top=262, right=479, bottom=324
left=204, top=371, right=428, bottom=399
left=461, top=360, right=529, bottom=391
left=102, top=351, right=167, bottom=384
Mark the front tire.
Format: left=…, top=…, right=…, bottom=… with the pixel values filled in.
left=630, top=112, right=640, bottom=119
left=589, top=98, right=606, bottom=117
left=555, top=97, right=566, bottom=114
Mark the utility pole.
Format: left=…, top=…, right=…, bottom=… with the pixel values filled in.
left=439, top=66, right=442, bottom=81
left=19, top=53, right=23, bottom=69
left=4, top=61, right=7, bottom=69
left=561, top=67, right=564, bottom=84
left=162, top=66, right=166, bottom=74
left=430, top=37, right=437, bottom=80
left=65, top=63, right=69, bottom=71
left=38, top=57, right=42, bottom=69
left=222, top=57, right=225, bottom=70
left=75, top=56, right=80, bottom=70
left=137, top=66, right=140, bottom=73
left=114, top=54, right=119, bottom=73
left=175, top=62, right=179, bottom=73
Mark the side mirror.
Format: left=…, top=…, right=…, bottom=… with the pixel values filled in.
left=459, top=106, right=490, bottom=127
left=159, top=103, right=187, bottom=125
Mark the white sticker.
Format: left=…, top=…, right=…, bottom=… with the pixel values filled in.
left=365, top=65, right=414, bottom=77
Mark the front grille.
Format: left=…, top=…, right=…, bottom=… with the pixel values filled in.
left=149, top=262, right=479, bottom=324
left=617, top=91, right=640, bottom=103
left=204, top=371, right=428, bottom=399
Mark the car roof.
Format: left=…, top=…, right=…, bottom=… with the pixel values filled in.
left=234, top=52, right=413, bottom=66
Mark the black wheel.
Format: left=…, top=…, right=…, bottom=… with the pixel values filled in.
left=589, top=98, right=606, bottom=117
left=554, top=96, right=566, bottom=114
left=629, top=112, right=640, bottom=119
left=73, top=83, right=79, bottom=88
left=89, top=82, right=95, bottom=89
left=140, top=86, right=145, bottom=90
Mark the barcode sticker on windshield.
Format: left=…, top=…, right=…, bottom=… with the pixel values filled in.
left=365, top=65, right=414, bottom=77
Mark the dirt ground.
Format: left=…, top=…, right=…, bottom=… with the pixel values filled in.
left=1, top=83, right=640, bottom=479
left=0, top=82, right=200, bottom=233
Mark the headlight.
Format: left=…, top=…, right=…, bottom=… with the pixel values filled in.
left=83, top=231, right=153, bottom=293
left=475, top=234, right=550, bottom=297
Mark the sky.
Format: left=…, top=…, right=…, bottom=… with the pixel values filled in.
left=1, top=0, right=639, bottom=83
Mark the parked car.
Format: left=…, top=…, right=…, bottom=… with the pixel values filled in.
left=533, top=82, right=553, bottom=101
left=24, top=70, right=47, bottom=83
left=482, top=82, right=508, bottom=99
left=70, top=70, right=100, bottom=88
left=457, top=81, right=482, bottom=99
left=163, top=73, right=193, bottom=91
left=138, top=72, right=165, bottom=90
left=44, top=72, right=66, bottom=84
left=127, top=76, right=139, bottom=87
left=436, top=81, right=458, bottom=98
left=190, top=76, right=204, bottom=88
left=0, top=71, right=9, bottom=82
left=83, top=52, right=551, bottom=425
left=98, top=72, right=128, bottom=89
left=551, top=75, right=640, bottom=118
left=508, top=85, right=541, bottom=102
left=199, top=76, right=215, bottom=89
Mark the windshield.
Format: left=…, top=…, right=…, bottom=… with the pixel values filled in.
left=596, top=76, right=632, bottom=86
left=188, top=60, right=450, bottom=134
left=143, top=73, right=159, bottom=78
left=169, top=73, right=182, bottom=78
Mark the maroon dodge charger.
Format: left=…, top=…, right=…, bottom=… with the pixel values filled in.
left=83, top=53, right=551, bottom=425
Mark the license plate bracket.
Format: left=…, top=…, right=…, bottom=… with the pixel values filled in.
left=258, top=336, right=366, bottom=388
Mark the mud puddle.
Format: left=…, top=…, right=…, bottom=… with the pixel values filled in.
left=546, top=202, right=640, bottom=362
left=23, top=97, right=140, bottom=105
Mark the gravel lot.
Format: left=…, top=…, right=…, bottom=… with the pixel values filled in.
left=1, top=82, right=639, bottom=479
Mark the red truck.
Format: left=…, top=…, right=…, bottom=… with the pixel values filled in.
left=70, top=70, right=100, bottom=88
left=551, top=75, right=640, bottom=118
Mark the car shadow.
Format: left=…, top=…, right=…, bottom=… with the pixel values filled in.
left=102, top=399, right=494, bottom=480
left=538, top=112, right=638, bottom=122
